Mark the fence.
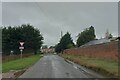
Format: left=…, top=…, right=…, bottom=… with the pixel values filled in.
left=2, top=53, right=33, bottom=62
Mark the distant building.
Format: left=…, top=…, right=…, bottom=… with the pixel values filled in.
left=41, top=48, right=55, bottom=53
left=105, top=29, right=110, bottom=39
left=80, top=29, right=118, bottom=47
left=80, top=37, right=119, bottom=47
left=105, top=29, right=113, bottom=39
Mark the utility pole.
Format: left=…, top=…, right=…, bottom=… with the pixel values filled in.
left=105, top=29, right=109, bottom=39
left=61, top=31, right=63, bottom=38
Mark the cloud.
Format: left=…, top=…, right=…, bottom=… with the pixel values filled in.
left=2, top=2, right=118, bottom=46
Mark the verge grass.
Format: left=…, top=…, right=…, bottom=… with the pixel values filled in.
left=3, top=54, right=42, bottom=73
left=0, top=63, right=2, bottom=73
left=61, top=54, right=118, bottom=77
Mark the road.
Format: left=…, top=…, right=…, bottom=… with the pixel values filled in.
left=19, top=54, right=104, bottom=78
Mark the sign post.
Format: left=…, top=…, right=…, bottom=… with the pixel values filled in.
left=19, top=42, right=24, bottom=58
left=20, top=49, right=23, bottom=58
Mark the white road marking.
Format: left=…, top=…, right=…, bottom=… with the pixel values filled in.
left=73, top=65, right=78, bottom=69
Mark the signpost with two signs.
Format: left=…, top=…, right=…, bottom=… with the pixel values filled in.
left=19, top=42, right=24, bottom=58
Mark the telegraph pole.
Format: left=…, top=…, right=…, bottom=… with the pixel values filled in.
left=61, top=31, right=63, bottom=38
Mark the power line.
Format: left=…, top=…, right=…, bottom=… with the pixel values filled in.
left=34, top=2, right=51, bottom=22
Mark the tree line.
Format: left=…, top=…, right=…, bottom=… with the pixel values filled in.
left=55, top=26, right=96, bottom=53
left=77, top=26, right=96, bottom=47
left=2, top=24, right=43, bottom=55
left=2, top=24, right=97, bottom=55
left=55, top=32, right=75, bottom=53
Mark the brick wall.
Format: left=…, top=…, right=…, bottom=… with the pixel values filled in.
left=63, top=41, right=119, bottom=61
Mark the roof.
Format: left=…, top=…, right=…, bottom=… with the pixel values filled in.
left=80, top=37, right=117, bottom=47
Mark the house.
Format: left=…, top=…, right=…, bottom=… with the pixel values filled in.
left=41, top=48, right=55, bottom=53
left=80, top=37, right=119, bottom=47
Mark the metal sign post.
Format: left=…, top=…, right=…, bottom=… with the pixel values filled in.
left=20, top=49, right=23, bottom=58
left=19, top=42, right=24, bottom=58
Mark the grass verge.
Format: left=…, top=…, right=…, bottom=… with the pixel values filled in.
left=61, top=54, right=118, bottom=77
left=0, top=63, right=2, bottom=73
left=3, top=54, right=42, bottom=73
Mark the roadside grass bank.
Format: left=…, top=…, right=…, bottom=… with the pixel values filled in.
left=0, top=63, right=2, bottom=73
left=61, top=54, right=118, bottom=78
left=2, top=53, right=34, bottom=63
left=3, top=54, right=42, bottom=73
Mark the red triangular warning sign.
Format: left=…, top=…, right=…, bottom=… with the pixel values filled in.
left=20, top=42, right=24, bottom=46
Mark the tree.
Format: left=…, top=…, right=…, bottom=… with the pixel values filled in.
left=2, top=24, right=43, bottom=55
left=89, top=26, right=96, bottom=40
left=77, top=26, right=96, bottom=47
left=42, top=45, right=48, bottom=49
left=108, top=33, right=113, bottom=39
left=67, top=43, right=75, bottom=49
left=49, top=46, right=55, bottom=49
left=55, top=32, right=75, bottom=53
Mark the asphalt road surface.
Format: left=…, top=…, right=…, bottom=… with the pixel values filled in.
left=19, top=54, right=104, bottom=78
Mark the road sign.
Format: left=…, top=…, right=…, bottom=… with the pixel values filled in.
left=19, top=42, right=24, bottom=58
left=19, top=47, right=24, bottom=50
left=20, top=49, right=23, bottom=58
left=20, top=42, right=24, bottom=46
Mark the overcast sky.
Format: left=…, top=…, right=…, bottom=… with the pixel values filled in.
left=2, top=2, right=118, bottom=46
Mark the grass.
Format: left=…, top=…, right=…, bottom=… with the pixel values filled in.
left=0, top=63, right=2, bottom=73
left=61, top=54, right=118, bottom=77
left=3, top=54, right=42, bottom=73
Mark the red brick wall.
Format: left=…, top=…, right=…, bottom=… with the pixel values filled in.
left=63, top=41, right=119, bottom=61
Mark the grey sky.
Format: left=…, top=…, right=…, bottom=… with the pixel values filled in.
left=2, top=2, right=118, bottom=46
left=2, top=0, right=119, bottom=2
